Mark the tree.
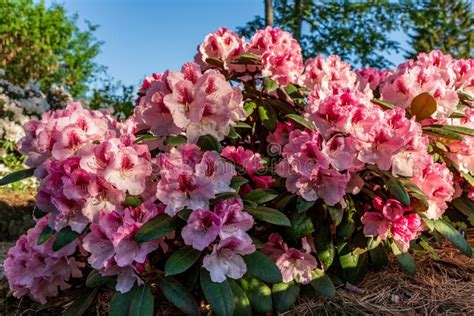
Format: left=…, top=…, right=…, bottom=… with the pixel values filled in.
left=405, top=0, right=473, bottom=59
left=238, top=0, right=406, bottom=68
left=0, top=0, right=103, bottom=97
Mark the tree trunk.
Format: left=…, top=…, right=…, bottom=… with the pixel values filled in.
left=265, top=0, right=274, bottom=27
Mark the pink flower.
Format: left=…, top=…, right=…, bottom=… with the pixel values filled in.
left=156, top=144, right=236, bottom=216
left=195, top=27, right=245, bottom=71
left=182, top=209, right=221, bottom=250
left=301, top=55, right=357, bottom=91
left=4, top=217, right=83, bottom=304
left=356, top=67, right=391, bottom=91
left=361, top=198, right=423, bottom=252
left=261, top=233, right=317, bottom=284
left=82, top=203, right=165, bottom=293
left=276, top=130, right=350, bottom=205
left=202, top=231, right=255, bottom=283
left=267, top=121, right=296, bottom=147
left=214, top=198, right=254, bottom=238
left=412, top=161, right=455, bottom=219
left=246, top=27, right=303, bottom=86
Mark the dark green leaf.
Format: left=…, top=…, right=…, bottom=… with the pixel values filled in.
left=52, top=227, right=79, bottom=251
left=386, top=177, right=410, bottom=206
left=369, top=244, right=389, bottom=271
left=328, top=206, right=344, bottom=226
left=449, top=112, right=467, bottom=119
left=315, top=225, right=335, bottom=269
left=211, top=192, right=240, bottom=205
left=339, top=248, right=368, bottom=284
left=422, top=126, right=464, bottom=140
left=135, top=214, right=182, bottom=243
left=258, top=104, right=277, bottom=131
left=230, top=176, right=249, bottom=191
left=428, top=124, right=474, bottom=136
left=390, top=242, right=416, bottom=275
left=272, top=281, right=300, bottom=313
left=372, top=98, right=395, bottom=110
left=0, top=168, right=35, bottom=186
left=86, top=270, right=112, bottom=288
left=296, top=197, right=315, bottom=213
left=452, top=197, right=474, bottom=226
left=243, top=251, right=282, bottom=283
left=229, top=280, right=252, bottom=316
left=263, top=77, right=278, bottom=92
left=205, top=57, right=224, bottom=67
left=129, top=284, right=154, bottom=316
left=164, top=135, right=187, bottom=146
left=310, top=269, right=336, bottom=298
left=123, top=195, right=142, bottom=207
left=227, top=127, right=241, bottom=140
left=109, top=289, right=135, bottom=316
left=197, top=134, right=222, bottom=152
left=433, top=219, right=472, bottom=257
left=244, top=102, right=257, bottom=116
left=239, top=53, right=261, bottom=60
left=134, top=134, right=159, bottom=143
left=165, top=246, right=201, bottom=276
left=157, top=275, right=200, bottom=316
left=285, top=114, right=315, bottom=130
left=239, top=275, right=273, bottom=313
left=234, top=122, right=252, bottom=129
left=243, top=189, right=278, bottom=204
left=62, top=288, right=98, bottom=316
left=177, top=209, right=192, bottom=221
left=33, top=208, right=47, bottom=219
left=37, top=225, right=54, bottom=245
left=244, top=206, right=291, bottom=227
left=288, top=212, right=315, bottom=239
left=200, top=268, right=234, bottom=316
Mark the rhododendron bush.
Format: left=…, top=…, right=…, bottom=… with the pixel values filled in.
left=1, top=27, right=474, bottom=315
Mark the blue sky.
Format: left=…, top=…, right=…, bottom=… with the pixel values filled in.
left=46, top=0, right=407, bottom=89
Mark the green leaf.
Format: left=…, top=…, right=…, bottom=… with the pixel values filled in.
left=239, top=275, right=273, bottom=313
left=62, top=288, right=98, bottom=316
left=205, top=57, right=224, bottom=67
left=339, top=248, right=368, bottom=284
left=243, top=251, right=282, bottom=283
left=328, top=206, right=344, bottom=226
left=229, top=280, right=252, bottom=316
left=310, top=269, right=336, bottom=298
left=285, top=114, right=315, bottom=130
left=135, top=214, right=182, bottom=243
left=449, top=112, right=467, bottom=119
left=244, top=206, right=291, bottom=227
left=263, top=77, right=278, bottom=92
left=156, top=275, right=200, bottom=316
left=196, top=134, right=222, bottom=152
left=428, top=124, right=474, bottom=136
left=369, top=244, right=389, bottom=271
left=272, top=281, right=300, bottom=313
left=134, top=134, right=159, bottom=143
left=372, top=98, right=395, bottom=110
left=244, top=102, right=257, bottom=116
left=315, top=225, right=335, bottom=269
left=109, top=289, right=135, bottom=316
left=452, top=197, right=474, bottom=225
left=52, top=227, right=79, bottom=251
left=123, top=195, right=142, bottom=207
left=86, top=270, right=113, bottom=288
left=0, top=168, right=35, bottom=186
left=423, top=126, right=464, bottom=140
left=258, top=103, right=277, bottom=132
left=390, top=242, right=416, bottom=275
left=296, top=197, right=315, bottom=213
left=177, top=208, right=192, bottom=221
left=33, top=208, right=47, bottom=219
left=243, top=189, right=278, bottom=204
left=288, top=212, right=315, bottom=240
left=234, top=122, right=252, bottom=129
left=227, top=127, right=241, bottom=140
left=239, top=53, right=261, bottom=60
left=129, top=284, right=154, bottom=316
left=164, top=135, right=187, bottom=146
left=200, top=268, right=234, bottom=316
left=433, top=219, right=472, bottom=257
left=230, top=176, right=249, bottom=191
left=37, top=225, right=54, bottom=245
left=386, top=177, right=410, bottom=207
left=164, top=246, right=201, bottom=276
left=210, top=192, right=240, bottom=206
left=410, top=92, right=437, bottom=120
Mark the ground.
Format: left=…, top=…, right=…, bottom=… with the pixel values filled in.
left=0, top=190, right=473, bottom=315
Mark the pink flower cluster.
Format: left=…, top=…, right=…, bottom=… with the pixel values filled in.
left=356, top=67, right=391, bottom=91
left=221, top=146, right=273, bottom=194
left=361, top=197, right=423, bottom=252
left=4, top=217, right=83, bottom=303
left=379, top=50, right=474, bottom=119
left=301, top=55, right=357, bottom=91
left=182, top=198, right=255, bottom=282
left=36, top=134, right=152, bottom=232
left=82, top=203, right=167, bottom=293
left=156, top=144, right=236, bottom=216
left=133, top=62, right=246, bottom=142
left=262, top=233, right=317, bottom=284
left=196, top=26, right=303, bottom=86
